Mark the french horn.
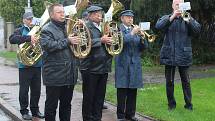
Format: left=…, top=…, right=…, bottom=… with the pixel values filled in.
left=102, top=0, right=124, bottom=56
left=66, top=0, right=91, bottom=58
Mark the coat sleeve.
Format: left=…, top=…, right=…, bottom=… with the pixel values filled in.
left=9, top=28, right=31, bottom=45
left=91, top=38, right=102, bottom=47
left=155, top=15, right=172, bottom=31
left=187, top=18, right=201, bottom=34
left=40, top=29, right=70, bottom=53
left=140, top=38, right=148, bottom=50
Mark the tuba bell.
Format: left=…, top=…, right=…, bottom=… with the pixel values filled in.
left=66, top=0, right=91, bottom=58
left=102, top=0, right=124, bottom=56
left=17, top=1, right=51, bottom=66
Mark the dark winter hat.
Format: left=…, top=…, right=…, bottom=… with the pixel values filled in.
left=23, top=12, right=34, bottom=19
left=120, top=10, right=134, bottom=17
left=87, top=5, right=103, bottom=13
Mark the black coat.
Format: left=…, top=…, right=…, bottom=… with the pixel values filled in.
left=80, top=20, right=112, bottom=74
left=155, top=15, right=201, bottom=66
left=40, top=21, right=78, bottom=86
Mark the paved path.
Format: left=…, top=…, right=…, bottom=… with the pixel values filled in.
left=0, top=57, right=151, bottom=121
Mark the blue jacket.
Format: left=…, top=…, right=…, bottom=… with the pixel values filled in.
left=115, top=24, right=147, bottom=88
left=9, top=25, right=42, bottom=68
left=155, top=15, right=201, bottom=66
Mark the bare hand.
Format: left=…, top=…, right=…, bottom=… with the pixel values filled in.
left=68, top=34, right=81, bottom=45
left=78, top=19, right=84, bottom=25
left=31, top=35, right=37, bottom=45
left=131, top=25, right=140, bottom=35
left=170, top=10, right=181, bottom=21
left=101, top=35, right=112, bottom=45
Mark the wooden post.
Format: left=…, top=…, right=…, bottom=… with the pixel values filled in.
left=6, top=22, right=17, bottom=52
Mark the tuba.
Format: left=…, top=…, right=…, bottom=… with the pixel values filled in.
left=17, top=2, right=51, bottom=66
left=102, top=0, right=124, bottom=56
left=131, top=24, right=156, bottom=43
left=66, top=0, right=91, bottom=58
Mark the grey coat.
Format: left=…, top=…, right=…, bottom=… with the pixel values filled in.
left=155, top=15, right=201, bottom=66
left=115, top=24, right=147, bottom=88
left=40, top=21, right=78, bottom=86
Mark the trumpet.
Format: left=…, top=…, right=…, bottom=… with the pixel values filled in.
left=131, top=24, right=156, bottom=42
left=181, top=11, right=191, bottom=22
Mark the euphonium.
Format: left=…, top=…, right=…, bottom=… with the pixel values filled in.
left=17, top=2, right=51, bottom=66
left=102, top=0, right=124, bottom=56
left=66, top=0, right=91, bottom=58
left=131, top=24, right=156, bottom=43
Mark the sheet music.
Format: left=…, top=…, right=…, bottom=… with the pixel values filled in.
left=139, top=22, right=150, bottom=31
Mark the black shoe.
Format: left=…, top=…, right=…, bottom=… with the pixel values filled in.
left=184, top=105, right=193, bottom=111
left=118, top=118, right=126, bottom=121
left=22, top=113, right=32, bottom=120
left=33, top=111, right=45, bottom=119
left=168, top=105, right=176, bottom=111
left=102, top=105, right=108, bottom=109
left=126, top=117, right=139, bottom=121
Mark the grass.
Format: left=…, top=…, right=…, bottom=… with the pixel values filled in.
left=0, top=51, right=17, bottom=61
left=105, top=78, right=215, bottom=121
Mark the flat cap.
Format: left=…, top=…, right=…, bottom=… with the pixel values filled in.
left=120, top=10, right=134, bottom=17
left=87, top=5, right=103, bottom=13
left=23, top=12, right=34, bottom=19
left=82, top=11, right=88, bottom=18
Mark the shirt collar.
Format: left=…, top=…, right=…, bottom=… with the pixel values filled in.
left=23, top=24, right=31, bottom=31
left=123, top=24, right=131, bottom=30
left=93, top=22, right=101, bottom=32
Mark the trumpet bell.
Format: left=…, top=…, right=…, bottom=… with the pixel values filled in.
left=147, top=34, right=156, bottom=42
left=181, top=12, right=190, bottom=21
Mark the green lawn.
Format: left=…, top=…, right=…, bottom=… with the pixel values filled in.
left=0, top=51, right=17, bottom=61
left=105, top=78, right=215, bottom=121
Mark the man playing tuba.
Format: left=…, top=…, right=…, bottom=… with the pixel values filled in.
left=9, top=12, right=44, bottom=120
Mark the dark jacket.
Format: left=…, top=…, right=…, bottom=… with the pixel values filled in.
left=40, top=21, right=78, bottom=86
left=80, top=20, right=112, bottom=74
left=9, top=25, right=42, bottom=68
left=115, top=24, right=147, bottom=88
left=155, top=15, right=201, bottom=66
